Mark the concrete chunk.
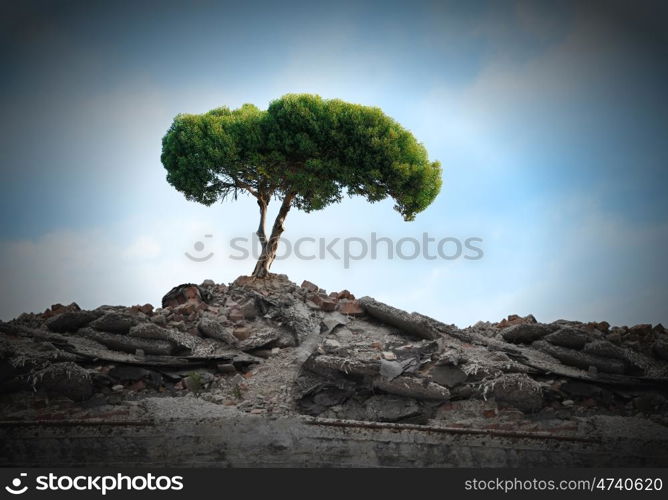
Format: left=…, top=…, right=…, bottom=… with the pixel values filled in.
left=358, top=297, right=440, bottom=340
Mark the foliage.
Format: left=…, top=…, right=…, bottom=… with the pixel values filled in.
left=161, top=94, right=442, bottom=221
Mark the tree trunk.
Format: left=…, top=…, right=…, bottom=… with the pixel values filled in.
left=255, top=198, right=268, bottom=257
left=252, top=194, right=294, bottom=278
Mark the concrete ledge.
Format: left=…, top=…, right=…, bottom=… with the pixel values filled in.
left=2, top=405, right=667, bottom=467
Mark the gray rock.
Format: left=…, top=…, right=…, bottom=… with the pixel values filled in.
left=306, top=355, right=380, bottom=378
left=108, top=365, right=151, bottom=382
left=323, top=338, right=341, bottom=350
left=584, top=340, right=626, bottom=359
left=561, top=381, right=608, bottom=398
left=32, top=362, right=93, bottom=401
left=321, top=313, right=349, bottom=334
left=583, top=340, right=646, bottom=373
left=364, top=395, right=421, bottom=422
left=380, top=359, right=404, bottom=380
left=533, top=340, right=626, bottom=374
left=78, top=328, right=173, bottom=355
left=129, top=323, right=195, bottom=351
left=491, top=373, right=542, bottom=412
left=161, top=283, right=208, bottom=308
left=90, top=312, right=138, bottom=335
left=430, top=365, right=468, bottom=388
left=633, top=392, right=667, bottom=412
left=654, top=338, right=668, bottom=361
left=358, top=297, right=441, bottom=340
left=501, top=323, right=554, bottom=344
left=197, top=317, right=238, bottom=345
left=239, top=299, right=258, bottom=320
left=216, top=363, right=236, bottom=374
left=46, top=310, right=100, bottom=333
left=151, top=314, right=168, bottom=327
left=544, top=328, right=591, bottom=349
left=237, top=327, right=284, bottom=351
left=372, top=375, right=450, bottom=400
left=312, top=387, right=349, bottom=407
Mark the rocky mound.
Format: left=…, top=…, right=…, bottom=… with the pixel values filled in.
left=1, top=274, right=667, bottom=436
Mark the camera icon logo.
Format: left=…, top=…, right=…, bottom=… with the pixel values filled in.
left=185, top=234, right=214, bottom=262
left=5, top=473, right=28, bottom=495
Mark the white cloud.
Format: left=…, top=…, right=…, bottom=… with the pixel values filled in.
left=122, top=235, right=161, bottom=260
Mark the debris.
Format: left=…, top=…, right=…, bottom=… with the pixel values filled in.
left=78, top=328, right=173, bottom=356
left=364, top=395, right=421, bottom=422
left=129, top=323, right=196, bottom=351
left=358, top=296, right=440, bottom=340
left=653, top=338, right=668, bottom=361
left=379, top=359, right=404, bottom=380
left=1, top=273, right=667, bottom=448
left=108, top=365, right=151, bottom=382
left=544, top=328, right=591, bottom=349
left=46, top=310, right=100, bottom=333
left=373, top=375, right=450, bottom=401
left=300, top=280, right=319, bottom=292
left=90, top=312, right=139, bottom=335
left=216, top=363, right=236, bottom=374
left=491, top=373, right=542, bottom=413
left=533, top=340, right=626, bottom=374
left=321, top=313, right=349, bottom=334
left=429, top=365, right=468, bottom=388
left=162, top=284, right=208, bottom=308
left=232, top=327, right=251, bottom=341
left=337, top=300, right=364, bottom=316
left=496, top=314, right=537, bottom=328
left=239, top=299, right=258, bottom=320
left=31, top=362, right=93, bottom=401
left=197, top=317, right=238, bottom=345
left=501, top=323, right=554, bottom=344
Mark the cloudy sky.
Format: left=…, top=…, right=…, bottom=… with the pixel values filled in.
left=1, top=0, right=667, bottom=327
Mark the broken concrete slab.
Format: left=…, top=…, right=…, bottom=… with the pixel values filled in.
left=533, top=340, right=626, bottom=374
left=162, top=283, right=210, bottom=308
left=364, top=395, right=421, bottom=422
left=583, top=339, right=648, bottom=373
left=358, top=296, right=440, bottom=340
left=321, top=312, right=349, bottom=334
left=45, top=310, right=100, bottom=333
left=379, top=358, right=417, bottom=381
left=130, top=322, right=196, bottom=352
left=306, top=354, right=380, bottom=378
left=31, top=362, right=93, bottom=401
left=372, top=375, right=450, bottom=401
left=90, top=312, right=139, bottom=335
left=108, top=365, right=153, bottom=382
left=544, top=328, right=591, bottom=349
left=2, top=273, right=668, bottom=468
left=78, top=328, right=174, bottom=356
left=197, top=317, right=238, bottom=346
left=655, top=338, right=668, bottom=361
left=501, top=323, right=555, bottom=344
left=429, top=365, right=468, bottom=388
left=490, top=373, right=543, bottom=413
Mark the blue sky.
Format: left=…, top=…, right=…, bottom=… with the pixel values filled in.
left=1, top=0, right=667, bottom=327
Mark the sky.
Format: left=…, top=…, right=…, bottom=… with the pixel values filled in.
left=1, top=0, right=667, bottom=327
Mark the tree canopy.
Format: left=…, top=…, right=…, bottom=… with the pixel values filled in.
left=161, top=93, right=442, bottom=276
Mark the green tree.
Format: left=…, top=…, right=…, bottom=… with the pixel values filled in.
left=161, top=94, right=442, bottom=278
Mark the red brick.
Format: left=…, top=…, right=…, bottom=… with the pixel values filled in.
left=337, top=300, right=364, bottom=316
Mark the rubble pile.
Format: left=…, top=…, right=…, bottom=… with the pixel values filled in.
left=1, top=275, right=667, bottom=437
